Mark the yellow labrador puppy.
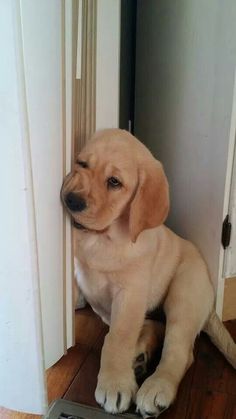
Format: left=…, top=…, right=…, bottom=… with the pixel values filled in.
left=61, top=129, right=236, bottom=418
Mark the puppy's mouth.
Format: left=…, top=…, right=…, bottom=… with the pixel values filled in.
left=72, top=216, right=108, bottom=234
left=61, top=187, right=89, bottom=231
left=72, top=219, right=87, bottom=230
left=61, top=190, right=108, bottom=234
left=72, top=218, right=108, bottom=234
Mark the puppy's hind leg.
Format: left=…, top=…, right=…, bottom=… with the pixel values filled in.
left=133, top=319, right=165, bottom=380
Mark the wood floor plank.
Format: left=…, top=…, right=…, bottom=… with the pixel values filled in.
left=64, top=331, right=106, bottom=406
left=46, top=307, right=106, bottom=403
left=47, top=343, right=92, bottom=404
left=63, top=314, right=236, bottom=419
left=186, top=390, right=236, bottom=419
left=74, top=306, right=106, bottom=345
left=191, top=323, right=236, bottom=396
left=1, top=309, right=235, bottom=418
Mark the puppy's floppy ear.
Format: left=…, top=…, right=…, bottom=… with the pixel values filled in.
left=129, top=159, right=169, bottom=242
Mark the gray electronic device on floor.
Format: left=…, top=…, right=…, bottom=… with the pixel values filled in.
left=44, top=400, right=139, bottom=419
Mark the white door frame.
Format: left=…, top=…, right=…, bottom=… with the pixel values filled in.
left=221, top=71, right=236, bottom=278
left=217, top=69, right=236, bottom=315
left=96, top=0, right=121, bottom=130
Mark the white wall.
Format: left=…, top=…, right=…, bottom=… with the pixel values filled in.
left=135, top=0, right=236, bottom=289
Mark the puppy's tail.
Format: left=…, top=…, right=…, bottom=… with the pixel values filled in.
left=203, top=310, right=236, bottom=369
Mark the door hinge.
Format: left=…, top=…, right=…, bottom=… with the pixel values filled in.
left=221, top=214, right=232, bottom=249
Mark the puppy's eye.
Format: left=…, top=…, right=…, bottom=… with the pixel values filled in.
left=76, top=160, right=88, bottom=168
left=107, top=177, right=122, bottom=189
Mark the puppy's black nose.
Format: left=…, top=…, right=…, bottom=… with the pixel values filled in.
left=65, top=192, right=87, bottom=212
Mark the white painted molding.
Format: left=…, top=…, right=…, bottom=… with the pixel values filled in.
left=64, top=0, right=75, bottom=349
left=96, top=0, right=121, bottom=130
left=76, top=0, right=83, bottom=80
left=222, top=70, right=236, bottom=278
left=76, top=0, right=97, bottom=149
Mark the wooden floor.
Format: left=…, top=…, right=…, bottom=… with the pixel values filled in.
left=63, top=308, right=236, bottom=419
left=1, top=307, right=236, bottom=418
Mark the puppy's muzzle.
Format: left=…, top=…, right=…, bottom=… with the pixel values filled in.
left=65, top=192, right=87, bottom=212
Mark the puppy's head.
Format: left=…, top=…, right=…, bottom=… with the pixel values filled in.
left=61, top=129, right=169, bottom=241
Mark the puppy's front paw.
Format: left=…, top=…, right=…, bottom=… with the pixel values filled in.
left=95, top=370, right=138, bottom=414
left=136, top=374, right=177, bottom=418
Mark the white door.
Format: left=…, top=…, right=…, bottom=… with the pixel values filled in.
left=21, top=0, right=72, bottom=368
left=0, top=0, right=73, bottom=414
left=0, top=0, right=46, bottom=413
left=134, top=0, right=236, bottom=316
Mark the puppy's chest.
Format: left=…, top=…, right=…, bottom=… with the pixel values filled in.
left=78, top=233, right=130, bottom=271
left=75, top=257, right=119, bottom=324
